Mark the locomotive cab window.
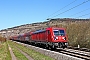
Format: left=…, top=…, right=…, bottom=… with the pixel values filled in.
left=53, top=30, right=65, bottom=36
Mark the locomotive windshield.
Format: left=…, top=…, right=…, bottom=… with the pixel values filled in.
left=53, top=30, right=65, bottom=36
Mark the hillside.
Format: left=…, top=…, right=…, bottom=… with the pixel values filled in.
left=0, top=18, right=90, bottom=48
left=0, top=18, right=89, bottom=37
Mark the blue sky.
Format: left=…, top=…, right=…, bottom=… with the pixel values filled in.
left=0, top=0, right=90, bottom=30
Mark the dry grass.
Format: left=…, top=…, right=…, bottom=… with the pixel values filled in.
left=0, top=35, right=6, bottom=43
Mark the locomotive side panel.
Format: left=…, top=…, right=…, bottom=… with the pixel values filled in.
left=31, top=30, right=48, bottom=42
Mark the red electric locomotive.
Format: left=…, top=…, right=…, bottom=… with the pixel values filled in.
left=30, top=27, right=68, bottom=49
left=10, top=27, right=68, bottom=49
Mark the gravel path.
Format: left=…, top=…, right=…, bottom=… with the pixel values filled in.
left=8, top=45, right=17, bottom=60
left=8, top=44, right=34, bottom=60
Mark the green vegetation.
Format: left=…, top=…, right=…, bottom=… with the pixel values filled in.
left=0, top=42, right=11, bottom=60
left=8, top=40, right=55, bottom=60
left=8, top=41, right=29, bottom=60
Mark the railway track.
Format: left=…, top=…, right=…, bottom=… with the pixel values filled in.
left=13, top=41, right=90, bottom=60
left=55, top=48, right=90, bottom=60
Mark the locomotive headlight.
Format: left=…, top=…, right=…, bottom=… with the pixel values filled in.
left=54, top=37, right=58, bottom=40
left=62, top=37, right=64, bottom=39
left=62, top=37, right=66, bottom=40
left=56, top=37, right=58, bottom=39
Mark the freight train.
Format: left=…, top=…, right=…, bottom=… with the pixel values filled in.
left=10, top=27, right=68, bottom=49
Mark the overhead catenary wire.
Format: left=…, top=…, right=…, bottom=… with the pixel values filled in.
left=47, top=0, right=77, bottom=18
left=69, top=8, right=90, bottom=17
left=51, top=0, right=90, bottom=18
left=76, top=13, right=90, bottom=18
